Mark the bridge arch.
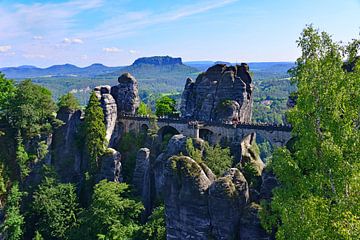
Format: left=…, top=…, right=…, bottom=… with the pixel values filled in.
left=199, top=128, right=215, bottom=144
left=157, top=125, right=180, bottom=143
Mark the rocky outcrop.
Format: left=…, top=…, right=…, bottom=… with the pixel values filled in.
left=164, top=155, right=214, bottom=240
left=153, top=134, right=189, bottom=197
left=111, top=73, right=140, bottom=115
left=98, top=148, right=121, bottom=182
left=133, top=56, right=182, bottom=66
left=180, top=63, right=254, bottom=123
left=52, top=107, right=83, bottom=183
left=209, top=168, right=249, bottom=240
left=94, top=85, right=117, bottom=146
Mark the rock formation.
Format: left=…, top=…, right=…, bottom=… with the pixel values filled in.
left=52, top=107, right=84, bottom=182
left=111, top=73, right=140, bottom=115
left=180, top=63, right=254, bottom=122
left=98, top=148, right=121, bottom=182
left=94, top=85, right=117, bottom=145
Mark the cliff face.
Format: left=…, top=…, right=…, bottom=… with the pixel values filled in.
left=180, top=63, right=254, bottom=122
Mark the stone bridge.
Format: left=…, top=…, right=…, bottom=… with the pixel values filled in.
left=118, top=114, right=292, bottom=147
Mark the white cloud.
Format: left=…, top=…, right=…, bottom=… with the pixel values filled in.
left=82, top=0, right=239, bottom=40
left=103, top=47, right=122, bottom=53
left=32, top=35, right=43, bottom=40
left=0, top=45, right=12, bottom=53
left=23, top=54, right=46, bottom=59
left=63, top=38, right=84, bottom=44
left=129, top=50, right=138, bottom=54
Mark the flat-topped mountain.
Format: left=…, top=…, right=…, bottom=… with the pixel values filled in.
left=132, top=56, right=183, bottom=66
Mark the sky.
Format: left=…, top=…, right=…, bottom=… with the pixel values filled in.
left=0, top=0, right=359, bottom=67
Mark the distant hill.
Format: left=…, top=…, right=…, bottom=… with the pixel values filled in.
left=0, top=63, right=123, bottom=78
left=133, top=56, right=182, bottom=66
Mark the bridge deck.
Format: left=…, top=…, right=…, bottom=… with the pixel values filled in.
left=118, top=114, right=292, bottom=132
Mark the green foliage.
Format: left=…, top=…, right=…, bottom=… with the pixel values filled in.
left=138, top=205, right=166, bottom=240
left=75, top=180, right=144, bottom=239
left=57, top=92, right=80, bottom=111
left=1, top=183, right=25, bottom=240
left=185, top=138, right=202, bottom=163
left=203, top=143, right=233, bottom=176
left=32, top=231, right=44, bottom=240
left=137, top=101, right=152, bottom=116
left=84, top=91, right=106, bottom=174
left=155, top=96, right=176, bottom=117
left=8, top=80, right=57, bottom=138
left=119, top=132, right=146, bottom=183
left=0, top=73, right=15, bottom=119
left=32, top=176, right=80, bottom=239
left=15, top=134, right=29, bottom=181
left=260, top=25, right=360, bottom=239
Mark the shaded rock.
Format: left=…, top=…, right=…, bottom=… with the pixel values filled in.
left=98, top=148, right=121, bottom=182
left=111, top=73, right=140, bottom=114
left=209, top=168, right=249, bottom=240
left=260, top=169, right=278, bottom=200
left=133, top=148, right=150, bottom=195
left=239, top=203, right=270, bottom=240
left=153, top=134, right=188, bottom=197
left=94, top=85, right=117, bottom=146
left=52, top=108, right=83, bottom=183
left=180, top=63, right=254, bottom=123
left=164, top=155, right=214, bottom=240
left=241, top=133, right=265, bottom=176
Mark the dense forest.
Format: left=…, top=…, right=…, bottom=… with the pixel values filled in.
left=0, top=26, right=359, bottom=239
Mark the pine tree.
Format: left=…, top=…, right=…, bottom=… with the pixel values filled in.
left=84, top=92, right=106, bottom=174
left=260, top=25, right=360, bottom=239
left=1, top=183, right=25, bottom=240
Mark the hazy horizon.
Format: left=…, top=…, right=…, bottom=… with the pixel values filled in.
left=1, top=0, right=359, bottom=68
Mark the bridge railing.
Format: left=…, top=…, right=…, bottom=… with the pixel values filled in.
left=118, top=113, right=292, bottom=132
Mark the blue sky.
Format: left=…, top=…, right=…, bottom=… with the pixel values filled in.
left=0, top=0, right=359, bottom=67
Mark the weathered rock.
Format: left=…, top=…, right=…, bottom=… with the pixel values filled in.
left=52, top=108, right=83, bottom=183
left=164, top=155, right=214, bottom=240
left=180, top=63, right=254, bottom=123
left=239, top=203, right=270, bottom=240
left=260, top=169, right=278, bottom=200
left=94, top=85, right=118, bottom=146
left=209, top=168, right=249, bottom=240
left=133, top=148, right=150, bottom=195
left=241, top=133, right=265, bottom=176
left=98, top=148, right=121, bottom=182
left=111, top=73, right=140, bottom=114
left=153, top=134, right=188, bottom=197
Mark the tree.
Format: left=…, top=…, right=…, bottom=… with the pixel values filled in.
left=75, top=180, right=144, bottom=239
left=7, top=80, right=57, bottom=137
left=57, top=92, right=80, bottom=111
left=260, top=25, right=360, bottom=239
left=15, top=133, right=29, bottom=181
left=155, top=96, right=176, bottom=117
left=31, top=176, right=80, bottom=239
left=1, top=183, right=25, bottom=240
left=137, top=101, right=152, bottom=116
left=84, top=91, right=106, bottom=173
left=0, top=73, right=15, bottom=119
left=203, top=143, right=233, bottom=176
left=138, top=205, right=166, bottom=240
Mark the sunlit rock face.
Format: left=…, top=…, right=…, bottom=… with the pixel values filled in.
left=180, top=63, right=254, bottom=123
